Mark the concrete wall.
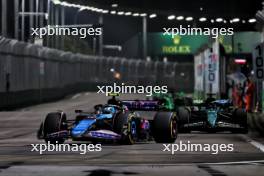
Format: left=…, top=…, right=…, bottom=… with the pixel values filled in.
left=0, top=37, right=193, bottom=109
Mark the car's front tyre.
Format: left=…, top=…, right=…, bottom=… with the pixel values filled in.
left=43, top=112, right=67, bottom=144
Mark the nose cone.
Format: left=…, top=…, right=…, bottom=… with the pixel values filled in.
left=207, top=110, right=217, bottom=127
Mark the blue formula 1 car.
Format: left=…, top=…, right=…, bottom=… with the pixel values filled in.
left=37, top=100, right=178, bottom=144
left=177, top=98, right=248, bottom=133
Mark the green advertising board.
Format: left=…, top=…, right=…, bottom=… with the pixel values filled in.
left=147, top=32, right=261, bottom=55
left=148, top=33, right=209, bottom=55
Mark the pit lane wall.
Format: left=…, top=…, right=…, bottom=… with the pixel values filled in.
left=0, top=37, right=194, bottom=109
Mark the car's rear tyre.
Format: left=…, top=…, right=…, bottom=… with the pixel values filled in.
left=113, top=112, right=138, bottom=145
left=152, top=112, right=177, bottom=143
left=184, top=97, right=193, bottom=106
left=43, top=112, right=67, bottom=144
left=177, top=107, right=190, bottom=133
left=177, top=107, right=190, bottom=124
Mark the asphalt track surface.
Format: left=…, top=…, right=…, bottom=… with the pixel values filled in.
left=0, top=92, right=264, bottom=176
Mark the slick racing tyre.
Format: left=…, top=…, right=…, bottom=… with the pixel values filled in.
left=113, top=112, right=138, bottom=145
left=177, top=107, right=190, bottom=133
left=43, top=112, right=67, bottom=144
left=184, top=97, right=193, bottom=106
left=177, top=107, right=190, bottom=124
left=232, top=108, right=248, bottom=133
left=37, top=122, right=44, bottom=139
left=152, top=112, right=177, bottom=143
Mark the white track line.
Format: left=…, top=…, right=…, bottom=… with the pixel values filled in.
left=202, top=160, right=264, bottom=165
left=249, top=140, right=264, bottom=152
left=71, top=93, right=81, bottom=99
left=240, top=135, right=264, bottom=152
left=4, top=161, right=264, bottom=167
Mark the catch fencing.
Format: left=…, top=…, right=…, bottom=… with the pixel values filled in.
left=0, top=37, right=193, bottom=109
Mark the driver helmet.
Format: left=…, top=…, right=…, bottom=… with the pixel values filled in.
left=102, top=106, right=116, bottom=114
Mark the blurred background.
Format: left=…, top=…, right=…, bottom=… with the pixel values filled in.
left=0, top=0, right=263, bottom=111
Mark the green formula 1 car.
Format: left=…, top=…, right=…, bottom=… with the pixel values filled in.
left=152, top=91, right=192, bottom=111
